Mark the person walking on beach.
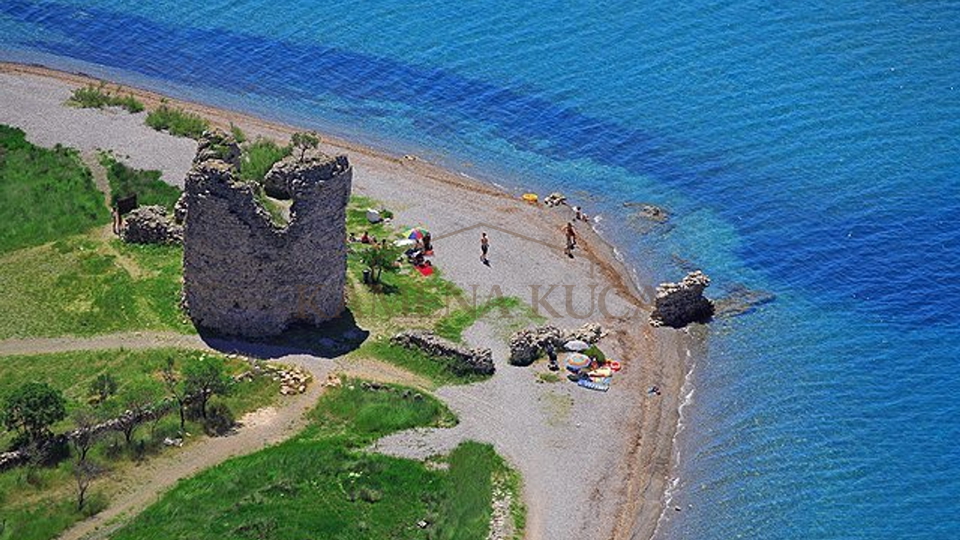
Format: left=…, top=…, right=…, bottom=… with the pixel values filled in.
left=563, top=221, right=577, bottom=257
left=480, top=232, right=490, bottom=265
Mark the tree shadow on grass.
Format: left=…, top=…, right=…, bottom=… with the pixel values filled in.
left=198, top=309, right=369, bottom=360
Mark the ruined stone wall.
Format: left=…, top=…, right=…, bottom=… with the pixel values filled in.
left=182, top=139, right=351, bottom=337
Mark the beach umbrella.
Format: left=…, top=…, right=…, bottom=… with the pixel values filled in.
left=565, top=340, right=589, bottom=352
left=565, top=353, right=591, bottom=372
left=407, top=227, right=429, bottom=240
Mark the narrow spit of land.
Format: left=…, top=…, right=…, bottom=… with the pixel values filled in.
left=0, top=63, right=692, bottom=540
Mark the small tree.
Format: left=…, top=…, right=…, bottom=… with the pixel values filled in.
left=74, top=459, right=105, bottom=512
left=359, top=243, right=403, bottom=284
left=183, top=356, right=232, bottom=420
left=2, top=382, right=66, bottom=445
left=162, top=358, right=189, bottom=435
left=291, top=131, right=320, bottom=162
left=114, top=379, right=163, bottom=446
left=89, top=373, right=118, bottom=406
left=70, top=406, right=103, bottom=464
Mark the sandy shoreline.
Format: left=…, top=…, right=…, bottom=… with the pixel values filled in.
left=0, top=62, right=693, bottom=540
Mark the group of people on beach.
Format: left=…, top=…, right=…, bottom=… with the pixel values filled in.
left=478, top=203, right=587, bottom=265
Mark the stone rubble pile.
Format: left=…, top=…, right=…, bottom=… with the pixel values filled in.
left=649, top=270, right=715, bottom=328
left=391, top=330, right=495, bottom=376
left=267, top=366, right=311, bottom=395
left=543, top=192, right=567, bottom=207
left=120, top=205, right=183, bottom=245
left=508, top=322, right=607, bottom=366
left=193, top=130, right=241, bottom=168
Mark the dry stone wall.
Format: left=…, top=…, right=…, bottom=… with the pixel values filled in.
left=391, top=330, right=495, bottom=376
left=182, top=133, right=352, bottom=337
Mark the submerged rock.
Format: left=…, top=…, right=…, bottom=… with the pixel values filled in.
left=623, top=202, right=670, bottom=223
left=650, top=271, right=715, bottom=328
left=713, top=283, right=776, bottom=318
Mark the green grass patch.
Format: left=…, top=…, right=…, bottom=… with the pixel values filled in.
left=0, top=236, right=190, bottom=339
left=67, top=83, right=144, bottom=113
left=0, top=348, right=277, bottom=540
left=145, top=105, right=209, bottom=140
left=433, top=442, right=498, bottom=540
left=435, top=296, right=523, bottom=342
left=0, top=125, right=109, bottom=254
left=536, top=372, right=562, bottom=384
left=99, top=152, right=181, bottom=210
left=238, top=137, right=291, bottom=183
left=253, top=186, right=289, bottom=227
left=111, top=381, right=474, bottom=540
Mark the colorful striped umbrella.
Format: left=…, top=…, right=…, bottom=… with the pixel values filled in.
left=407, top=227, right=429, bottom=240
left=565, top=353, right=591, bottom=372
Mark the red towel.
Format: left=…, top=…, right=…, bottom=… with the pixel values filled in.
left=416, top=265, right=434, bottom=276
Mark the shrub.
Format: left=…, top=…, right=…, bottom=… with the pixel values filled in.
left=582, top=345, right=606, bottom=363
left=2, top=382, right=66, bottom=445
left=229, top=123, right=247, bottom=144
left=202, top=402, right=235, bottom=436
left=239, top=137, right=291, bottom=183
left=69, top=83, right=144, bottom=113
left=145, top=105, right=210, bottom=139
left=101, top=153, right=181, bottom=210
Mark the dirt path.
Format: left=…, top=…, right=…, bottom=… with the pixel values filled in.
left=60, top=354, right=332, bottom=540
left=0, top=330, right=432, bottom=540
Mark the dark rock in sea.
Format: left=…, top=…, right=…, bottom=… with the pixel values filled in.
left=713, top=283, right=776, bottom=318
left=650, top=271, right=715, bottom=328
left=622, top=202, right=670, bottom=223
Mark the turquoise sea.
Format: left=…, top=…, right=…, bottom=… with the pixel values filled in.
left=2, top=1, right=959, bottom=538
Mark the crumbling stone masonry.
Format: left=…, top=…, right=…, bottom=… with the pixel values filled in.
left=392, top=330, right=495, bottom=376
left=182, top=132, right=352, bottom=337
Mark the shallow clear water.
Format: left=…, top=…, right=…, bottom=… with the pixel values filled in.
left=2, top=1, right=959, bottom=537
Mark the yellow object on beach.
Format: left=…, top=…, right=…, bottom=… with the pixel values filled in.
left=522, top=193, right=539, bottom=204
left=587, top=367, right=613, bottom=378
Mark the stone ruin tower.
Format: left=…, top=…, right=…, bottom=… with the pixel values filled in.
left=181, top=131, right=351, bottom=337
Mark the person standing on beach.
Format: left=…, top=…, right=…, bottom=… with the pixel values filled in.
left=563, top=222, right=577, bottom=257
left=480, top=232, right=490, bottom=264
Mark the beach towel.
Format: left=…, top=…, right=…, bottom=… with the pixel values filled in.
left=578, top=378, right=610, bottom=392
left=416, top=265, right=434, bottom=276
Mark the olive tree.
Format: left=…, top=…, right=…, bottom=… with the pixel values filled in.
left=2, top=382, right=66, bottom=445
left=291, top=131, right=320, bottom=162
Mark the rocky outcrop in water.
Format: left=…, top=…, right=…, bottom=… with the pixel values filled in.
left=649, top=271, right=714, bottom=328
left=391, top=330, right=494, bottom=376
left=120, top=205, right=183, bottom=245
left=182, top=130, right=351, bottom=337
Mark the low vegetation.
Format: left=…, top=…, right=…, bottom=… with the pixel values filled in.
left=67, top=83, right=144, bottom=113
left=0, top=237, right=190, bottom=339
left=238, top=137, right=291, bottom=183
left=0, top=348, right=277, bottom=540
left=434, top=296, right=524, bottom=342
left=145, top=104, right=209, bottom=139
left=0, top=125, right=108, bottom=254
left=100, top=152, right=181, bottom=210
left=111, top=380, right=520, bottom=540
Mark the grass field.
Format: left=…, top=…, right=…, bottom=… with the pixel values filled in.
left=110, top=380, right=521, bottom=540
left=0, top=236, right=190, bottom=339
left=0, top=348, right=278, bottom=540
left=0, top=125, right=108, bottom=254
left=100, top=153, right=181, bottom=210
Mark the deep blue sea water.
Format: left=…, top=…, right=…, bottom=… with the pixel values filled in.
left=2, top=1, right=959, bottom=538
